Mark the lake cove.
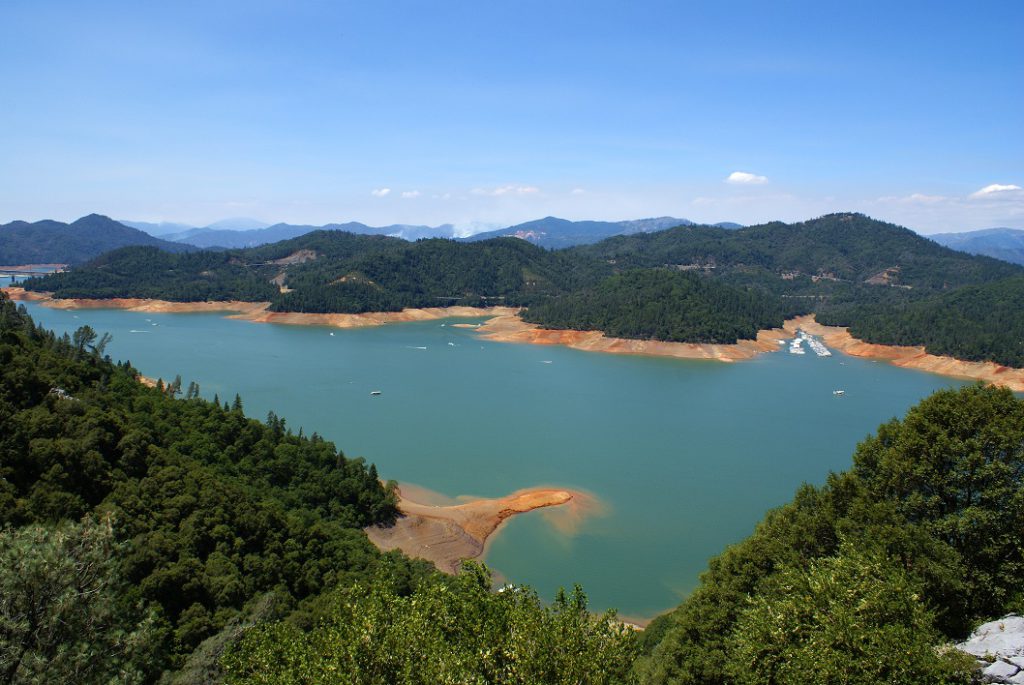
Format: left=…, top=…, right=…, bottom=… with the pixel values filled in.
left=20, top=301, right=972, bottom=620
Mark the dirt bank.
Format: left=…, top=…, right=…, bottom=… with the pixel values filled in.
left=365, top=485, right=586, bottom=574
left=790, top=315, right=1024, bottom=392
left=3, top=287, right=269, bottom=314
left=1, top=289, right=517, bottom=328
left=476, top=313, right=791, bottom=362
left=239, top=306, right=519, bottom=328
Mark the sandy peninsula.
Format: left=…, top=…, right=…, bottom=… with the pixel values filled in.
left=365, top=485, right=587, bottom=574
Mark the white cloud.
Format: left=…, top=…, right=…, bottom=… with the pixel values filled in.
left=401, top=190, right=421, bottom=199
left=570, top=188, right=586, bottom=195
left=471, top=185, right=541, bottom=196
left=970, top=183, right=1023, bottom=199
left=371, top=188, right=391, bottom=197
left=726, top=171, right=768, bottom=185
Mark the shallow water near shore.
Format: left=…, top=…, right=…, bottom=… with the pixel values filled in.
left=20, top=301, right=973, bottom=619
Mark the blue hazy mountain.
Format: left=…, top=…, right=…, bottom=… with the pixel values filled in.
left=929, top=227, right=1024, bottom=266
left=461, top=216, right=702, bottom=248
left=143, top=222, right=460, bottom=249
left=0, top=214, right=194, bottom=265
left=123, top=216, right=742, bottom=250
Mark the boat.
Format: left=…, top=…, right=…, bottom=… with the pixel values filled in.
left=370, top=390, right=382, bottom=396
left=833, top=390, right=845, bottom=396
left=329, top=332, right=335, bottom=336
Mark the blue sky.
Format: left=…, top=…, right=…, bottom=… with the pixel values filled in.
left=1, top=1, right=1021, bottom=233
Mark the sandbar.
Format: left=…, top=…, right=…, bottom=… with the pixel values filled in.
left=365, top=485, right=584, bottom=574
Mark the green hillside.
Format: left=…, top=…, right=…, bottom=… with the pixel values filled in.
left=20, top=213, right=1024, bottom=364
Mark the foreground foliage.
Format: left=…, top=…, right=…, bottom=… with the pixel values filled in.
left=637, top=384, right=1024, bottom=684
left=223, top=563, right=639, bottom=685
left=0, top=292, right=424, bottom=678
left=0, top=518, right=157, bottom=684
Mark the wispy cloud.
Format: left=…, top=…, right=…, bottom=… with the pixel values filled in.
left=970, top=183, right=1023, bottom=199
left=876, top=193, right=948, bottom=204
left=726, top=171, right=768, bottom=185
left=471, top=185, right=540, bottom=196
left=371, top=188, right=391, bottom=197
left=401, top=190, right=421, bottom=198
left=570, top=188, right=586, bottom=195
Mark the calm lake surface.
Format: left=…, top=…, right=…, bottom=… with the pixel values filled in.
left=21, top=301, right=969, bottom=619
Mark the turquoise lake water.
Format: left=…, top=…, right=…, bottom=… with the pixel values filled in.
left=19, top=300, right=970, bottom=619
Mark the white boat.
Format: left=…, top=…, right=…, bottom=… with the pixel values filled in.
left=370, top=390, right=382, bottom=396
left=833, top=390, right=845, bottom=396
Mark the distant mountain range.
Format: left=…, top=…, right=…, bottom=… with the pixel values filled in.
left=2, top=214, right=746, bottom=265
left=0, top=214, right=193, bottom=265
left=25, top=213, right=1024, bottom=366
left=144, top=222, right=464, bottom=249
left=122, top=215, right=742, bottom=250
left=929, top=227, right=1024, bottom=266
left=461, top=216, right=736, bottom=248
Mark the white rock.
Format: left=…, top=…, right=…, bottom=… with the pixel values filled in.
left=957, top=615, right=1024, bottom=659
left=1011, top=656, right=1024, bottom=670
left=984, top=660, right=1020, bottom=680
left=1009, top=671, right=1024, bottom=684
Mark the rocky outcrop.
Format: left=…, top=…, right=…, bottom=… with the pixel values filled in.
left=956, top=615, right=1024, bottom=684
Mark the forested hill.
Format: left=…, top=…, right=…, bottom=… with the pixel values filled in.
left=819, top=274, right=1024, bottom=367
left=0, top=292, right=638, bottom=683
left=20, top=213, right=1024, bottom=364
left=523, top=269, right=799, bottom=344
left=0, top=290, right=418, bottom=679
left=0, top=214, right=193, bottom=265
left=23, top=231, right=593, bottom=310
left=572, top=212, right=1020, bottom=290
left=636, top=384, right=1024, bottom=684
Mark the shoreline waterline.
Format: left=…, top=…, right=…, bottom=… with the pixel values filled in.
left=5, top=287, right=1022, bottom=390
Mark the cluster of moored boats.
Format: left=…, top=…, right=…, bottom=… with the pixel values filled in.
left=782, top=329, right=832, bottom=357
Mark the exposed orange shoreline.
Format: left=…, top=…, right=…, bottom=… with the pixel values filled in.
left=364, top=485, right=583, bottom=574
left=786, top=315, right=1024, bottom=392
left=476, top=312, right=791, bottom=362
left=5, top=287, right=1022, bottom=390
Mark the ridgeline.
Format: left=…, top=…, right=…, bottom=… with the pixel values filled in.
left=19, top=212, right=1024, bottom=367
